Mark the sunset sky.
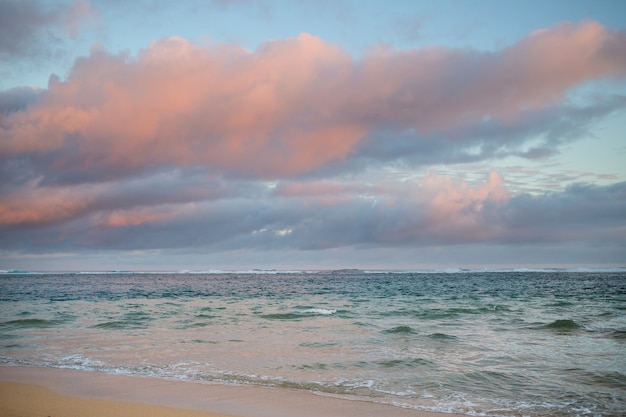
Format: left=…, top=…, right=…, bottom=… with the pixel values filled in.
left=1, top=0, right=625, bottom=271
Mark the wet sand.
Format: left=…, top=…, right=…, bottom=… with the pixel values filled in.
left=0, top=366, right=459, bottom=417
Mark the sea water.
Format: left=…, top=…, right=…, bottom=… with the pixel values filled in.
left=0, top=270, right=625, bottom=416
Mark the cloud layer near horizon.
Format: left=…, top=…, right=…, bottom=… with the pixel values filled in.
left=1, top=20, right=626, bottom=265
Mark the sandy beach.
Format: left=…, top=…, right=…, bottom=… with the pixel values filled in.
left=0, top=382, right=236, bottom=417
left=0, top=366, right=459, bottom=417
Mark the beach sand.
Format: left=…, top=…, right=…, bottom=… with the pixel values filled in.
left=0, top=382, right=237, bottom=417
left=0, top=366, right=459, bottom=417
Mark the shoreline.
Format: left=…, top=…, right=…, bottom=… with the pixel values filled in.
left=0, top=365, right=460, bottom=417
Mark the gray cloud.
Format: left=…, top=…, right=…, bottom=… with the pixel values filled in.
left=351, top=95, right=626, bottom=169
left=0, top=0, right=95, bottom=60
left=0, top=86, right=42, bottom=113
left=1, top=172, right=623, bottom=263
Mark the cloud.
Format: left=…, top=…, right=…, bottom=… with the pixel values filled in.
left=497, top=181, right=626, bottom=244
left=1, top=21, right=625, bottom=267
left=1, top=171, right=624, bottom=261
left=0, top=0, right=96, bottom=60
left=0, top=167, right=230, bottom=229
left=268, top=172, right=510, bottom=249
left=1, top=21, right=625, bottom=187
left=0, top=86, right=42, bottom=113
left=353, top=94, right=626, bottom=167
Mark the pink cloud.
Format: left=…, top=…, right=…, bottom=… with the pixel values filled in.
left=357, top=21, right=626, bottom=129
left=273, top=172, right=510, bottom=244
left=0, top=173, right=215, bottom=229
left=0, top=184, right=92, bottom=227
left=94, top=208, right=177, bottom=228
left=420, top=172, right=509, bottom=240
left=423, top=171, right=509, bottom=215
left=354, top=172, right=510, bottom=243
left=1, top=21, right=625, bottom=180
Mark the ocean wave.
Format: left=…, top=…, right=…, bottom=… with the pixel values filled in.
left=576, top=370, right=626, bottom=390
left=533, top=319, right=584, bottom=333
left=611, top=329, right=626, bottom=340
left=298, top=357, right=433, bottom=371
left=299, top=341, right=341, bottom=348
left=362, top=267, right=626, bottom=274
left=0, top=318, right=63, bottom=330
left=373, top=358, right=433, bottom=368
left=261, top=308, right=337, bottom=320
left=195, top=313, right=218, bottom=319
left=91, top=320, right=149, bottom=330
left=260, top=313, right=306, bottom=320
left=181, top=322, right=211, bottom=328
left=382, top=326, right=418, bottom=335
left=426, top=333, right=458, bottom=341
left=381, top=306, right=508, bottom=319
left=4, top=267, right=626, bottom=275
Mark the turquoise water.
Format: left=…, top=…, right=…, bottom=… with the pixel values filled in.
left=1, top=270, right=625, bottom=416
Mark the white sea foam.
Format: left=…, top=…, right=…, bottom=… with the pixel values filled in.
left=57, top=354, right=105, bottom=370
left=301, top=308, right=336, bottom=315
left=5, top=267, right=625, bottom=275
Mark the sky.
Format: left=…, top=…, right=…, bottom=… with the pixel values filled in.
left=1, top=0, right=625, bottom=271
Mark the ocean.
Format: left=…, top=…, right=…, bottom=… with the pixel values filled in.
left=1, top=270, right=625, bottom=416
